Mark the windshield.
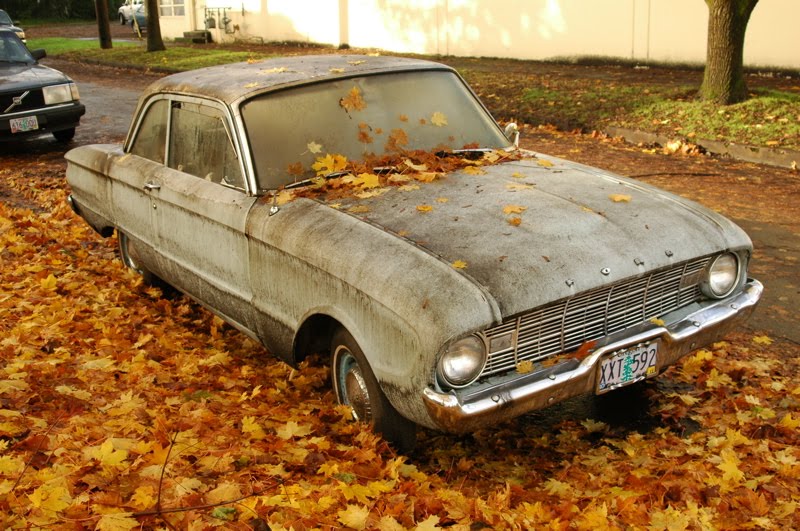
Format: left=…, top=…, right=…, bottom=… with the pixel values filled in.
left=0, top=11, right=12, bottom=25
left=241, top=70, right=510, bottom=190
left=0, top=31, right=33, bottom=63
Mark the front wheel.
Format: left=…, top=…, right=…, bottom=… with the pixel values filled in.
left=119, top=13, right=126, bottom=25
left=52, top=128, right=75, bottom=143
left=331, top=328, right=417, bottom=452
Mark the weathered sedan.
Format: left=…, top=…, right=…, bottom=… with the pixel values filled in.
left=65, top=55, right=762, bottom=451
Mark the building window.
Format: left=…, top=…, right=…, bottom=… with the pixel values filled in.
left=159, top=0, right=185, bottom=17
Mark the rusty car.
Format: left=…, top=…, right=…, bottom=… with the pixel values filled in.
left=65, top=55, right=762, bottom=451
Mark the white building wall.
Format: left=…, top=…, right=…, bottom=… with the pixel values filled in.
left=158, top=0, right=800, bottom=70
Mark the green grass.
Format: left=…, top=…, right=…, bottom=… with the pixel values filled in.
left=27, top=37, right=138, bottom=56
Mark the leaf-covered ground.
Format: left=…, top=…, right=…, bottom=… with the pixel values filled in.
left=1, top=150, right=799, bottom=530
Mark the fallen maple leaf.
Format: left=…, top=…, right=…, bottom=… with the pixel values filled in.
left=416, top=205, right=433, bottom=213
left=430, top=111, right=448, bottom=127
left=516, top=360, right=534, bottom=374
left=609, top=194, right=632, bottom=202
left=340, top=86, right=366, bottom=111
left=503, top=205, right=527, bottom=215
left=507, top=217, right=522, bottom=226
left=307, top=141, right=323, bottom=154
left=753, top=335, right=773, bottom=345
left=338, top=504, right=370, bottom=530
left=452, top=260, right=467, bottom=269
left=537, top=159, right=554, bottom=167
left=312, top=153, right=348, bottom=176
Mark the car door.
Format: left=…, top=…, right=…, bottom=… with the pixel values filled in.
left=153, top=97, right=258, bottom=333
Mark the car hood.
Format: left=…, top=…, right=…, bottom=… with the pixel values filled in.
left=0, top=63, right=70, bottom=92
left=327, top=153, right=752, bottom=317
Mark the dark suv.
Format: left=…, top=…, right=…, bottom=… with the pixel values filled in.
left=0, top=29, right=85, bottom=142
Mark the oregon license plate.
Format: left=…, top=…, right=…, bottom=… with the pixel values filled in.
left=10, top=116, right=39, bottom=133
left=597, top=343, right=658, bottom=393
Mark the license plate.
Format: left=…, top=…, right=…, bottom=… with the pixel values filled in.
left=10, top=116, right=39, bottom=134
left=597, top=342, right=658, bottom=393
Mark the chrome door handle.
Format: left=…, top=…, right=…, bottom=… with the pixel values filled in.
left=143, top=182, right=161, bottom=191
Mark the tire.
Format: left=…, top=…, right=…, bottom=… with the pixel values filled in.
left=331, top=328, right=417, bottom=452
left=52, top=128, right=75, bottom=143
left=117, top=230, right=169, bottom=292
left=119, top=13, right=126, bottom=25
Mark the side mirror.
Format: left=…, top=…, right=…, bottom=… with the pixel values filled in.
left=504, top=122, right=519, bottom=148
left=31, top=49, right=46, bottom=61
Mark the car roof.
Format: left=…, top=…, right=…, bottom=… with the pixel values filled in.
left=143, top=54, right=454, bottom=105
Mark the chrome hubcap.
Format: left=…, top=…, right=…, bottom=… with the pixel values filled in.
left=335, top=349, right=372, bottom=422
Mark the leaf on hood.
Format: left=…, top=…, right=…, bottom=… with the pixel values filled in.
left=503, top=205, right=527, bottom=215
left=348, top=205, right=370, bottom=214
left=312, top=153, right=348, bottom=176
left=507, top=217, right=522, bottom=227
left=403, top=159, right=428, bottom=172
left=416, top=205, right=433, bottom=213
left=537, top=159, right=554, bottom=167
left=506, top=183, right=533, bottom=191
left=430, top=111, right=448, bottom=127
left=452, top=260, right=467, bottom=269
left=462, top=166, right=485, bottom=175
left=340, top=86, right=366, bottom=111
left=307, top=141, right=323, bottom=154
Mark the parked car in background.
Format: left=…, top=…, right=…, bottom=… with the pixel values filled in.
left=117, top=0, right=143, bottom=25
left=0, top=8, right=25, bottom=42
left=65, top=55, right=762, bottom=451
left=0, top=29, right=84, bottom=142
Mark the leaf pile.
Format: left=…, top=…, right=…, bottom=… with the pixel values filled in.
left=1, top=157, right=799, bottom=529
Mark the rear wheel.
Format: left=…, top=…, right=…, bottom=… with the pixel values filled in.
left=52, top=128, right=75, bottom=143
left=119, top=13, right=126, bottom=24
left=117, top=230, right=166, bottom=290
left=331, top=328, right=417, bottom=452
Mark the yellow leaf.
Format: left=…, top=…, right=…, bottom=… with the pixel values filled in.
left=451, top=260, right=467, bottom=269
left=649, top=317, right=665, bottom=326
left=462, top=165, right=485, bottom=175
left=416, top=205, right=433, bottom=213
left=330, top=67, right=345, bottom=73
left=717, top=448, right=745, bottom=488
left=95, top=512, right=139, bottom=531
left=415, top=515, right=441, bottom=531
left=91, top=439, right=129, bottom=468
left=354, top=173, right=381, bottom=189
left=40, top=274, right=57, bottom=290
left=511, top=172, right=526, bottom=179
left=243, top=82, right=259, bottom=89
left=242, top=416, right=267, bottom=440
left=706, top=368, right=733, bottom=389
left=544, top=478, right=573, bottom=497
left=399, top=184, right=420, bottom=192
left=503, top=204, right=527, bottom=215
left=779, top=413, right=800, bottom=429
left=609, top=194, right=632, bottom=202
left=130, top=486, right=156, bottom=510
left=337, top=504, right=370, bottom=530
left=414, top=172, right=439, bottom=183
left=403, top=159, right=428, bottom=172
left=0, top=455, right=25, bottom=475
left=276, top=421, right=312, bottom=440
left=312, top=153, right=348, bottom=176
left=377, top=516, right=405, bottom=531
left=205, top=482, right=243, bottom=505
left=340, top=86, right=366, bottom=111
left=348, top=205, right=370, bottom=214
left=507, top=217, right=522, bottom=226
left=348, top=60, right=366, bottom=66
left=262, top=67, right=288, bottom=74
left=435, top=197, right=449, bottom=203
left=753, top=335, right=773, bottom=345
left=28, top=484, right=72, bottom=513
left=516, top=360, right=534, bottom=374
left=537, top=159, right=554, bottom=167
left=307, top=141, right=322, bottom=154
left=356, top=188, right=389, bottom=199
left=430, top=111, right=448, bottom=127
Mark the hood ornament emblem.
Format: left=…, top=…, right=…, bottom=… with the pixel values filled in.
left=4, top=90, right=30, bottom=114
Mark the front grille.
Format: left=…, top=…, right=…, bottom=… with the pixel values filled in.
left=481, top=257, right=710, bottom=377
left=1, top=89, right=45, bottom=114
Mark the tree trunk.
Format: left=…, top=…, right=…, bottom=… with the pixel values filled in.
left=146, top=0, right=167, bottom=52
left=94, top=0, right=112, bottom=49
left=699, top=0, right=758, bottom=104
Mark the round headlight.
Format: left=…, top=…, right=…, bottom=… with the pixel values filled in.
left=438, top=335, right=487, bottom=388
left=703, top=253, right=739, bottom=298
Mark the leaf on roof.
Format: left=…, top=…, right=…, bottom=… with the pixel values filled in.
left=330, top=68, right=345, bottom=74
left=431, top=111, right=448, bottom=127
left=348, top=205, right=370, bottom=214
left=512, top=172, right=526, bottom=179
left=307, top=141, right=323, bottom=154
left=506, top=183, right=533, bottom=191
left=452, top=260, right=467, bottom=269
left=261, top=66, right=288, bottom=74
left=340, top=86, right=366, bottom=112
left=537, top=159, right=554, bottom=167
left=503, top=205, right=527, bottom=215
left=347, top=60, right=366, bottom=66
left=399, top=184, right=420, bottom=192
left=416, top=205, right=433, bottom=213
left=609, top=194, right=632, bottom=202
left=414, top=172, right=440, bottom=183
left=436, top=197, right=449, bottom=203
left=243, top=82, right=260, bottom=89
left=508, top=217, right=522, bottom=227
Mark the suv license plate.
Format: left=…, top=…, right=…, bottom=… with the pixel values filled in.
left=597, top=343, right=658, bottom=393
left=10, top=116, right=39, bottom=134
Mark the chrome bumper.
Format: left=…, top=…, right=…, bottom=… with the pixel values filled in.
left=423, top=279, right=763, bottom=433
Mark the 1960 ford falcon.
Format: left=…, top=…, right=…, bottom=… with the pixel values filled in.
left=65, top=55, right=762, bottom=451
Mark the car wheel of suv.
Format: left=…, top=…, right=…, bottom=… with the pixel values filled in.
left=119, top=14, right=126, bottom=24
left=53, top=128, right=75, bottom=143
left=331, top=327, right=417, bottom=452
